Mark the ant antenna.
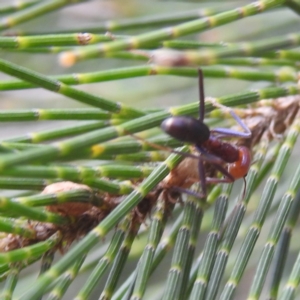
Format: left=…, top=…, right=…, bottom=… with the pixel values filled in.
left=124, top=130, right=202, bottom=161
left=242, top=177, right=247, bottom=199
left=198, top=69, right=205, bottom=122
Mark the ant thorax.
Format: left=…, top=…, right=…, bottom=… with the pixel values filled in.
left=201, top=136, right=239, bottom=163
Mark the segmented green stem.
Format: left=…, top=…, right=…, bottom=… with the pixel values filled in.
left=0, top=197, right=67, bottom=224
left=27, top=7, right=228, bottom=34
left=9, top=174, right=132, bottom=195
left=0, top=263, right=20, bottom=300
left=3, top=134, right=178, bottom=159
left=0, top=0, right=38, bottom=14
left=190, top=184, right=233, bottom=299
left=0, top=58, right=144, bottom=117
left=247, top=160, right=300, bottom=299
left=216, top=57, right=300, bottom=68
left=0, top=0, right=86, bottom=30
left=2, top=121, right=116, bottom=144
left=39, top=251, right=55, bottom=277
left=279, top=249, right=300, bottom=299
left=100, top=221, right=141, bottom=299
left=0, top=177, right=52, bottom=191
left=163, top=39, right=300, bottom=61
left=60, top=0, right=285, bottom=64
left=70, top=151, right=168, bottom=163
left=268, top=190, right=300, bottom=298
left=75, top=216, right=131, bottom=300
left=179, top=194, right=204, bottom=300
left=14, top=188, right=98, bottom=207
left=0, top=65, right=297, bottom=91
left=130, top=197, right=172, bottom=300
left=0, top=217, right=36, bottom=238
left=0, top=232, right=61, bottom=264
left=0, top=256, right=40, bottom=280
left=3, top=164, right=153, bottom=181
left=162, top=194, right=198, bottom=300
left=286, top=0, right=300, bottom=14
left=46, top=254, right=87, bottom=300
left=97, top=183, right=221, bottom=300
left=152, top=33, right=300, bottom=66
left=0, top=109, right=121, bottom=120
left=112, top=213, right=184, bottom=300
left=277, top=247, right=300, bottom=299
left=0, top=33, right=114, bottom=48
left=220, top=116, right=300, bottom=300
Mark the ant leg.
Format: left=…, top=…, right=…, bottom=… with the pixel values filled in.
left=198, top=158, right=207, bottom=198
left=125, top=130, right=203, bottom=160
left=196, top=145, right=224, bottom=165
left=207, top=97, right=251, bottom=139
left=171, top=159, right=239, bottom=200
left=168, top=153, right=225, bottom=200
left=202, top=163, right=234, bottom=185
left=175, top=165, right=235, bottom=200
left=196, top=146, right=235, bottom=182
left=198, top=69, right=205, bottom=122
left=170, top=186, right=206, bottom=199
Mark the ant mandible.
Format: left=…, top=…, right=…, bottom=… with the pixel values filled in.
left=161, top=69, right=252, bottom=198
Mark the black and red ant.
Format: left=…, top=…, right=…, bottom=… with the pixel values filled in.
left=158, top=69, right=252, bottom=198
left=126, top=69, right=253, bottom=226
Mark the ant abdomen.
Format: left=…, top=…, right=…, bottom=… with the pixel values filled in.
left=161, top=116, right=210, bottom=145
left=228, top=146, right=251, bottom=180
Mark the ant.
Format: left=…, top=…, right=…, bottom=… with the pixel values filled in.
left=159, top=69, right=252, bottom=198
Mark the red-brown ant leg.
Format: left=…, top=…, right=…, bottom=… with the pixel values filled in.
left=204, top=144, right=250, bottom=204
left=204, top=149, right=249, bottom=193
left=196, top=146, right=235, bottom=180
left=195, top=146, right=238, bottom=184
left=188, top=169, right=235, bottom=185
left=168, top=158, right=210, bottom=200
left=209, top=163, right=235, bottom=182
left=172, top=163, right=234, bottom=199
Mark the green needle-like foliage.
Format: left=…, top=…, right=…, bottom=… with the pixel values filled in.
left=0, top=1, right=300, bottom=299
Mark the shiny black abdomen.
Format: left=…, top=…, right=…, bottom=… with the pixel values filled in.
left=161, top=116, right=210, bottom=144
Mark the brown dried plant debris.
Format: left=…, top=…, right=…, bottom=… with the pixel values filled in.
left=235, top=95, right=300, bottom=148
left=0, top=182, right=122, bottom=252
